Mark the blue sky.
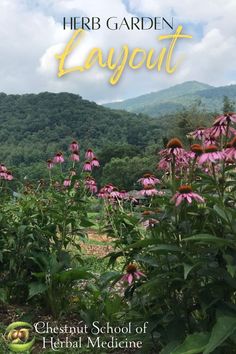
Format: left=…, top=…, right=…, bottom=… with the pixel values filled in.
left=0, top=0, right=235, bottom=103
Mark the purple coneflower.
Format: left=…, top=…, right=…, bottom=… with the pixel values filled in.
left=119, top=190, right=128, bottom=199
left=121, top=264, right=144, bottom=285
left=158, top=158, right=171, bottom=171
left=83, top=161, right=92, bottom=172
left=104, top=184, right=115, bottom=193
left=0, top=164, right=7, bottom=172
left=85, top=149, right=95, bottom=160
left=172, top=185, right=204, bottom=206
left=47, top=159, right=54, bottom=169
left=5, top=171, right=13, bottom=181
left=98, top=189, right=107, bottom=198
left=139, top=185, right=160, bottom=197
left=110, top=188, right=121, bottom=199
left=138, top=173, right=160, bottom=187
left=63, top=178, right=71, bottom=187
left=208, top=122, right=235, bottom=139
left=204, top=135, right=218, bottom=146
left=53, top=152, right=64, bottom=164
left=214, top=113, right=236, bottom=125
left=90, top=157, right=100, bottom=167
left=85, top=177, right=97, bottom=194
left=224, top=136, right=236, bottom=161
left=161, top=138, right=185, bottom=157
left=190, top=144, right=203, bottom=157
left=69, top=140, right=79, bottom=152
left=71, top=151, right=80, bottom=162
left=198, top=145, right=224, bottom=164
left=190, top=127, right=208, bottom=140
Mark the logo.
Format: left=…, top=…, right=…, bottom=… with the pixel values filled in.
left=4, top=322, right=35, bottom=353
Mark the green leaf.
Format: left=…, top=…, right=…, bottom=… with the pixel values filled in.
left=99, top=271, right=121, bottom=286
left=135, top=254, right=159, bottom=267
left=214, top=205, right=232, bottom=223
left=182, top=234, right=234, bottom=247
left=56, top=268, right=93, bottom=283
left=172, top=332, right=210, bottom=354
left=0, top=288, right=8, bottom=303
left=28, top=282, right=47, bottom=299
left=203, top=315, right=236, bottom=354
left=160, top=341, right=181, bottom=354
left=80, top=218, right=94, bottom=227
left=149, top=244, right=182, bottom=253
left=223, top=254, right=236, bottom=278
left=127, top=239, right=158, bottom=249
left=183, top=263, right=202, bottom=280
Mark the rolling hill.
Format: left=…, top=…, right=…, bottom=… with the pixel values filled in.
left=0, top=92, right=164, bottom=181
left=104, top=81, right=236, bottom=116
left=0, top=90, right=217, bottom=188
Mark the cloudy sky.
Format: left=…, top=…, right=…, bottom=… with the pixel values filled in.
left=0, top=0, right=235, bottom=103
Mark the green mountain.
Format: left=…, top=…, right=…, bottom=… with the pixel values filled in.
left=0, top=92, right=164, bottom=182
left=104, top=81, right=236, bottom=116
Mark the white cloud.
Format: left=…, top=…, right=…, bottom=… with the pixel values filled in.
left=0, top=0, right=235, bottom=102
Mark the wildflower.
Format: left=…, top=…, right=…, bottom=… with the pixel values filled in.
left=47, top=159, right=54, bottom=169
left=103, top=184, right=115, bottom=193
left=98, top=184, right=115, bottom=198
left=63, top=178, right=71, bottom=187
left=198, top=145, right=224, bottom=164
left=138, top=173, right=160, bottom=187
left=139, top=185, right=161, bottom=197
left=71, top=151, right=80, bottom=162
left=208, top=121, right=235, bottom=139
left=85, top=149, right=95, bottom=160
left=172, top=185, right=204, bottom=206
left=190, top=144, right=203, bottom=156
left=158, top=158, right=170, bottom=171
left=121, top=264, right=144, bottom=284
left=53, top=152, right=64, bottom=164
left=224, top=136, right=236, bottom=161
left=0, top=164, right=7, bottom=172
left=167, top=138, right=183, bottom=149
left=85, top=177, right=97, bottom=194
left=119, top=190, right=128, bottom=199
left=5, top=171, right=13, bottom=181
left=98, top=189, right=107, bottom=198
left=83, top=161, right=92, bottom=172
left=190, top=127, right=208, bottom=140
left=90, top=157, right=100, bottom=167
left=110, top=188, right=121, bottom=199
left=0, top=170, right=6, bottom=179
left=69, top=140, right=79, bottom=152
left=214, top=113, right=236, bottom=125
left=204, top=135, right=218, bottom=146
left=159, top=138, right=186, bottom=163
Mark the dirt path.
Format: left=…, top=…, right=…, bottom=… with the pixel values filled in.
left=81, top=229, right=114, bottom=257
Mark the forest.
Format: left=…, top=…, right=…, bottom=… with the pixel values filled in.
left=0, top=91, right=216, bottom=189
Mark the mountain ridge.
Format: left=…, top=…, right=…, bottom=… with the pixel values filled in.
left=104, top=81, right=235, bottom=116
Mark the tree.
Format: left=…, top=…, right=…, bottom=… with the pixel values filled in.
left=223, top=95, right=235, bottom=113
